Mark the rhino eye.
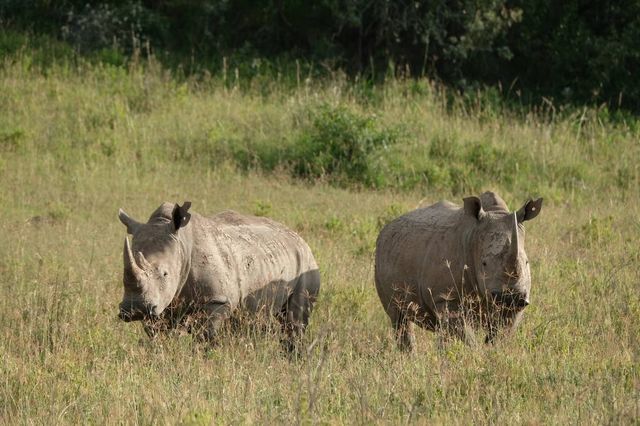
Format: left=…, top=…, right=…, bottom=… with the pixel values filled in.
left=163, top=271, right=168, bottom=277
left=482, top=261, right=487, bottom=267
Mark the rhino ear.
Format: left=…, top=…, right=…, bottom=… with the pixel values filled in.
left=516, top=198, right=543, bottom=223
left=463, top=196, right=485, bottom=221
left=119, top=209, right=142, bottom=234
left=172, top=201, right=192, bottom=231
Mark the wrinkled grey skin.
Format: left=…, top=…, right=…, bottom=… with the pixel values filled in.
left=375, top=192, right=543, bottom=351
left=118, top=202, right=320, bottom=351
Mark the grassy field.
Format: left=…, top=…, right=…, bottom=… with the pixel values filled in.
left=1, top=47, right=639, bottom=424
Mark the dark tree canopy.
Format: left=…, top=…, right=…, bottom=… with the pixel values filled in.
left=2, top=0, right=638, bottom=111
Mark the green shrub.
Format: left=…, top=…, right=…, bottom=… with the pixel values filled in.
left=0, top=128, right=25, bottom=152
left=288, top=103, right=399, bottom=187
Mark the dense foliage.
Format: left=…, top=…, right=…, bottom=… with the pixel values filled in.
left=1, top=0, right=638, bottom=111
left=505, top=0, right=640, bottom=111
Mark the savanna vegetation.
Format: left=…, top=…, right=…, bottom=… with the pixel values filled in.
left=1, top=23, right=639, bottom=424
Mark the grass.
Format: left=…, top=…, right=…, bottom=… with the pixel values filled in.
left=0, top=43, right=639, bottom=424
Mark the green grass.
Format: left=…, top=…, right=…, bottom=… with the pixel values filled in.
left=0, top=47, right=639, bottom=424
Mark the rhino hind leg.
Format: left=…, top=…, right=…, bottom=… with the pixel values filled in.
left=279, top=270, right=320, bottom=353
left=280, top=290, right=314, bottom=353
left=393, top=315, right=416, bottom=352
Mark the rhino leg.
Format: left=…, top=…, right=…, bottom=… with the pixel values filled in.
left=280, top=271, right=320, bottom=353
left=280, top=289, right=316, bottom=354
left=440, top=316, right=477, bottom=346
left=197, top=300, right=232, bottom=343
left=393, top=315, right=416, bottom=352
left=435, top=306, right=478, bottom=346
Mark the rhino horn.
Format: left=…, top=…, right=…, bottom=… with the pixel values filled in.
left=124, top=236, right=143, bottom=286
left=508, top=213, right=520, bottom=271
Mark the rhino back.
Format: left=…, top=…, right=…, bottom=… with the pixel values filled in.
left=375, top=201, right=468, bottom=319
left=183, top=211, right=318, bottom=312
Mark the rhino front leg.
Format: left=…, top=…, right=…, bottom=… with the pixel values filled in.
left=197, top=299, right=232, bottom=343
left=436, top=308, right=477, bottom=347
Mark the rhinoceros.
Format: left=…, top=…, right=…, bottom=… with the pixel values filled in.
left=117, top=202, right=320, bottom=351
left=375, top=192, right=542, bottom=351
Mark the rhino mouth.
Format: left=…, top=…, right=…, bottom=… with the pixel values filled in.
left=118, top=303, right=158, bottom=322
left=490, top=290, right=529, bottom=309
left=118, top=309, right=146, bottom=322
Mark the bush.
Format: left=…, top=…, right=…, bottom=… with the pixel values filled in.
left=288, top=104, right=399, bottom=187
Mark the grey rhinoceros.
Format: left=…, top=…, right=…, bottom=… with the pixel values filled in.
left=375, top=192, right=543, bottom=351
left=117, top=201, right=320, bottom=351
